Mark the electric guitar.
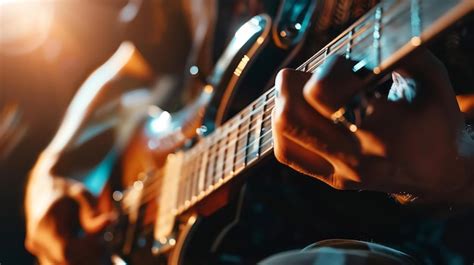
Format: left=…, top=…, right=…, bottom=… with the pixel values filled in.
left=103, top=1, right=474, bottom=264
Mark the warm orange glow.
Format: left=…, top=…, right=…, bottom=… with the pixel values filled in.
left=0, top=0, right=54, bottom=55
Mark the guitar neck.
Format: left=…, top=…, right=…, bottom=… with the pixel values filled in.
left=174, top=0, right=474, bottom=214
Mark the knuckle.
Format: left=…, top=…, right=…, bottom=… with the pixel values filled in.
left=303, top=77, right=332, bottom=109
left=275, top=69, right=295, bottom=95
left=25, top=237, right=37, bottom=253
left=326, top=174, right=349, bottom=190
left=276, top=69, right=311, bottom=97
left=276, top=68, right=293, bottom=83
left=330, top=181, right=348, bottom=190
left=273, top=139, right=291, bottom=166
left=272, top=104, right=292, bottom=133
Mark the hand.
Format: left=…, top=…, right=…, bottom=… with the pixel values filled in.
left=272, top=50, right=473, bottom=204
left=25, top=175, right=114, bottom=265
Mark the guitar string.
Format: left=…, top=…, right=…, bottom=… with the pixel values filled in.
left=122, top=129, right=277, bottom=212
left=191, top=19, right=376, bottom=151
left=120, top=8, right=381, bottom=212
left=139, top=114, right=275, bottom=207
left=174, top=137, right=277, bottom=214
left=121, top=114, right=275, bottom=211
left=179, top=1, right=405, bottom=198
left=120, top=96, right=274, bottom=207
left=295, top=4, right=377, bottom=71
left=116, top=2, right=474, bottom=247
left=298, top=22, right=374, bottom=72
left=180, top=17, right=375, bottom=154
left=185, top=22, right=378, bottom=166
left=120, top=23, right=376, bottom=212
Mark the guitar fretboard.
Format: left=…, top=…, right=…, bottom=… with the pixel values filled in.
left=176, top=87, right=276, bottom=211
left=174, top=0, right=473, bottom=214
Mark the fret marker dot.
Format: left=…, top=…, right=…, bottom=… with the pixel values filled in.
left=349, top=124, right=358, bottom=132
left=169, top=238, right=176, bottom=246
left=133, top=180, right=144, bottom=190
left=204, top=85, right=213, bottom=94
left=104, top=231, right=114, bottom=242
left=112, top=191, right=123, bottom=201
left=189, top=65, right=199, bottom=75
left=188, top=216, right=197, bottom=225
left=410, top=37, right=422, bottom=46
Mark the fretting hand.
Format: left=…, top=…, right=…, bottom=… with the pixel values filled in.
left=272, top=50, right=474, bottom=204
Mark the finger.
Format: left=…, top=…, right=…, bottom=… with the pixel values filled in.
left=273, top=122, right=361, bottom=190
left=272, top=119, right=334, bottom=178
left=68, top=184, right=115, bottom=234
left=81, top=212, right=115, bottom=234
left=302, top=56, right=366, bottom=119
left=274, top=68, right=360, bottom=160
left=275, top=68, right=312, bottom=99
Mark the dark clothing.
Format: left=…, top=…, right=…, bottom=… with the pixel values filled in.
left=260, top=239, right=417, bottom=265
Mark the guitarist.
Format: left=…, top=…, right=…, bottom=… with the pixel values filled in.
left=24, top=0, right=474, bottom=264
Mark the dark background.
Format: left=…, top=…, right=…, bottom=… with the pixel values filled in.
left=0, top=2, right=124, bottom=264
left=1, top=1, right=474, bottom=264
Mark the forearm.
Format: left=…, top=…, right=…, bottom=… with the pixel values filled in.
left=25, top=152, right=67, bottom=232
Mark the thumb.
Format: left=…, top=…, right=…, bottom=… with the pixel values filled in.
left=68, top=183, right=116, bottom=234
left=81, top=212, right=116, bottom=234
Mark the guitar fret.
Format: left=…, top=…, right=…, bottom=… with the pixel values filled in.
left=167, top=0, right=474, bottom=217
left=260, top=97, right=274, bottom=154
left=266, top=88, right=276, bottom=99
left=193, top=150, right=202, bottom=198
left=189, top=152, right=198, bottom=201
left=330, top=34, right=349, bottom=58
left=224, top=119, right=237, bottom=178
left=305, top=47, right=328, bottom=72
left=346, top=29, right=354, bottom=59
left=223, top=120, right=235, bottom=178
left=373, top=6, right=383, bottom=71
left=206, top=139, right=217, bottom=189
left=198, top=148, right=208, bottom=195
left=177, top=157, right=188, bottom=209
left=214, top=138, right=226, bottom=183
left=178, top=163, right=186, bottom=208
left=246, top=98, right=264, bottom=165
left=410, top=0, right=422, bottom=38
left=234, top=109, right=250, bottom=174
left=184, top=161, right=191, bottom=206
